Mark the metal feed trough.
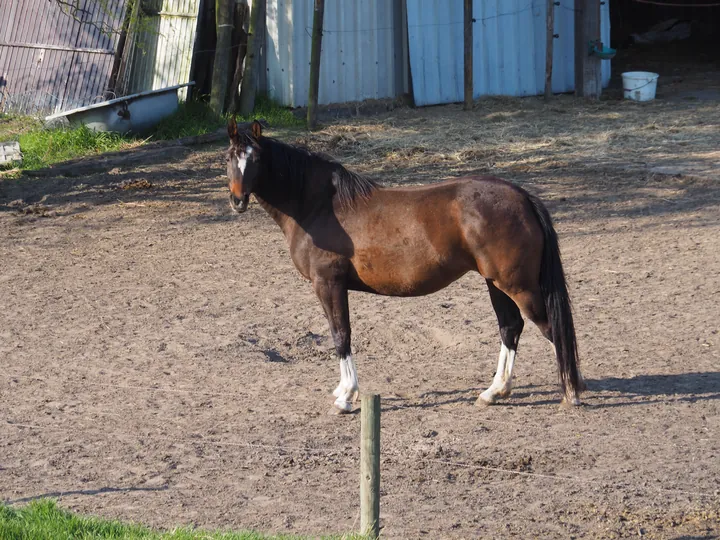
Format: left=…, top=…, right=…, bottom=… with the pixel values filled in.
left=44, top=83, right=195, bottom=135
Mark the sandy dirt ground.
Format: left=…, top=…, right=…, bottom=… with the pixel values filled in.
left=1, top=96, right=719, bottom=539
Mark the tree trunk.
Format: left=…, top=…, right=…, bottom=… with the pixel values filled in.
left=190, top=0, right=217, bottom=99
left=307, top=0, right=325, bottom=130
left=210, top=0, right=234, bottom=114
left=238, top=0, right=266, bottom=117
left=227, top=2, right=249, bottom=115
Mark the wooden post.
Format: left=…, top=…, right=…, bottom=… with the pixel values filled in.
left=239, top=0, right=266, bottom=116
left=360, top=394, right=380, bottom=539
left=463, top=0, right=473, bottom=110
left=227, top=2, right=249, bottom=115
left=307, top=0, right=325, bottom=130
left=544, top=0, right=555, bottom=101
left=210, top=0, right=234, bottom=114
left=574, top=0, right=601, bottom=99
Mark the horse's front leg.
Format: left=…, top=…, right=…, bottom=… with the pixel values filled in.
left=312, top=277, right=358, bottom=414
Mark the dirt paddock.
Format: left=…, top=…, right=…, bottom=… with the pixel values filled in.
left=1, top=96, right=719, bottom=538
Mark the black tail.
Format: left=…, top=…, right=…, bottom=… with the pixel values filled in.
left=526, top=194, right=581, bottom=398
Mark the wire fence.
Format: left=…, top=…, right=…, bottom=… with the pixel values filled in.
left=2, top=371, right=718, bottom=506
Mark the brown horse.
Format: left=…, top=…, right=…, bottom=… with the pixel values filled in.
left=226, top=119, right=584, bottom=413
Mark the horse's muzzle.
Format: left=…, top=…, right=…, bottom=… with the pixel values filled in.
left=229, top=193, right=250, bottom=213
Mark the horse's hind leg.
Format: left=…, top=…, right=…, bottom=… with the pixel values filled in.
left=505, top=288, right=585, bottom=405
left=477, top=280, right=524, bottom=406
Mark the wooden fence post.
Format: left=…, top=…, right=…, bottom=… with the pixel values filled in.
left=574, top=0, right=601, bottom=99
left=463, top=0, right=473, bottom=110
left=360, top=394, right=380, bottom=539
left=238, top=0, right=266, bottom=116
left=545, top=0, right=555, bottom=101
left=307, top=0, right=325, bottom=130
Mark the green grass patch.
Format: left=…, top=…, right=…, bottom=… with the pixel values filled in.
left=151, top=94, right=304, bottom=140
left=0, top=500, right=364, bottom=540
left=150, top=100, right=226, bottom=140
left=3, top=93, right=303, bottom=172
left=0, top=113, right=42, bottom=143
left=247, top=94, right=305, bottom=129
left=17, top=125, right=135, bottom=171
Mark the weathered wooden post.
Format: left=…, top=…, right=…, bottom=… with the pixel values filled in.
left=463, top=0, right=473, bottom=110
left=238, top=0, right=266, bottom=116
left=360, top=394, right=380, bottom=539
left=574, top=0, right=601, bottom=99
left=307, top=0, right=325, bottom=130
left=544, top=0, right=555, bottom=101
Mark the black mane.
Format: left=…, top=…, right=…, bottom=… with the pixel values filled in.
left=257, top=136, right=379, bottom=208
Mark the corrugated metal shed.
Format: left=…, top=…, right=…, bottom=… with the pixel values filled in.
left=118, top=0, right=200, bottom=100
left=406, top=0, right=611, bottom=106
left=0, top=0, right=126, bottom=115
left=265, top=0, right=406, bottom=107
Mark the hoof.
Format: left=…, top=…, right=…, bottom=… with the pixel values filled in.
left=475, top=395, right=496, bottom=407
left=497, top=388, right=512, bottom=398
left=329, top=406, right=352, bottom=415
left=332, top=397, right=353, bottom=414
left=560, top=396, right=581, bottom=408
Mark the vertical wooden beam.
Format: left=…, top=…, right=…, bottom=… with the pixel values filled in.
left=307, top=0, right=325, bottom=130
left=544, top=0, right=555, bottom=101
left=574, top=0, right=601, bottom=99
left=210, top=0, right=234, bottom=114
left=463, top=0, right=473, bottom=110
left=360, top=394, right=380, bottom=539
left=239, top=0, right=266, bottom=116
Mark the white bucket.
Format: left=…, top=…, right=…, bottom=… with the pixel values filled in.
left=622, top=71, right=659, bottom=102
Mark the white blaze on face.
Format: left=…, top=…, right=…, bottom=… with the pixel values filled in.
left=236, top=146, right=253, bottom=175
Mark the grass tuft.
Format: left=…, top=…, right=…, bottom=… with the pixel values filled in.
left=17, top=126, right=135, bottom=170
left=0, top=500, right=365, bottom=540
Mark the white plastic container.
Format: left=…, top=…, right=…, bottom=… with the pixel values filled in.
left=622, top=72, right=659, bottom=102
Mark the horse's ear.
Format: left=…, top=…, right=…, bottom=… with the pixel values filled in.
left=227, top=117, right=238, bottom=140
left=250, top=119, right=263, bottom=139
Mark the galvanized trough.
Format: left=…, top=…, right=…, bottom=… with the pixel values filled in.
left=44, top=82, right=194, bottom=134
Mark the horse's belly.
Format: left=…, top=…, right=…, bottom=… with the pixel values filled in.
left=349, top=249, right=472, bottom=297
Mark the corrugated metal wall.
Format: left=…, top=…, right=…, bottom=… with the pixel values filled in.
left=265, top=0, right=406, bottom=107
left=406, top=0, right=611, bottom=106
left=118, top=0, right=200, bottom=100
left=0, top=0, right=126, bottom=115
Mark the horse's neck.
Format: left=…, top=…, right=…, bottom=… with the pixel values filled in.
left=254, top=193, right=299, bottom=238
left=255, top=163, right=334, bottom=238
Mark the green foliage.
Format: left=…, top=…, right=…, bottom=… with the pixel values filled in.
left=152, top=94, right=304, bottom=140
left=0, top=500, right=364, bottom=540
left=4, top=92, right=303, bottom=171
left=0, top=113, right=42, bottom=143
left=17, top=126, right=133, bottom=170
left=248, top=94, right=305, bottom=128
left=150, top=99, right=225, bottom=140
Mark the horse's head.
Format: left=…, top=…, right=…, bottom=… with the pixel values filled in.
left=227, top=118, right=264, bottom=213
